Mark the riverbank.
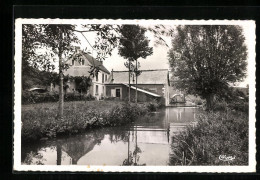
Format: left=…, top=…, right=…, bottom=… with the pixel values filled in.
left=22, top=100, right=159, bottom=142
left=170, top=107, right=248, bottom=165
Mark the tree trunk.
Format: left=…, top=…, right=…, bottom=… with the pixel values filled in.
left=58, top=52, right=64, bottom=120
left=127, top=131, right=130, bottom=164
left=56, top=144, right=61, bottom=165
left=205, top=93, right=214, bottom=110
left=135, top=59, right=138, bottom=103
left=128, top=59, right=131, bottom=102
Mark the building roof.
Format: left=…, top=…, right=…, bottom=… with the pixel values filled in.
left=123, top=83, right=162, bottom=97
left=64, top=50, right=110, bottom=76
left=106, top=69, right=169, bottom=85
left=81, top=52, right=110, bottom=74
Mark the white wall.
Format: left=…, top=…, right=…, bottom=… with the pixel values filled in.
left=92, top=71, right=109, bottom=100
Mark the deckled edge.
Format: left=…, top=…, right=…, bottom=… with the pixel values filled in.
left=13, top=18, right=256, bottom=173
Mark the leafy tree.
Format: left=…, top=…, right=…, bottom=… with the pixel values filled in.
left=22, top=24, right=119, bottom=120
left=22, top=65, right=58, bottom=90
left=22, top=23, right=168, bottom=119
left=22, top=25, right=57, bottom=89
left=74, top=76, right=92, bottom=93
left=118, top=25, right=153, bottom=102
left=168, top=25, right=247, bottom=109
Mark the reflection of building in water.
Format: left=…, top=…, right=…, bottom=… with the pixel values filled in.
left=129, top=130, right=169, bottom=145
left=127, top=108, right=198, bottom=147
left=165, top=107, right=198, bottom=144
left=165, top=107, right=196, bottom=123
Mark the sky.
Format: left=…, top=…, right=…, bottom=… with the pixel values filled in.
left=74, top=30, right=171, bottom=72
left=73, top=23, right=254, bottom=87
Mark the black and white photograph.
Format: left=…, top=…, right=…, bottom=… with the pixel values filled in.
left=13, top=19, right=256, bottom=172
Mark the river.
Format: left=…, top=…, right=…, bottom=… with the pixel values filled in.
left=21, top=107, right=198, bottom=166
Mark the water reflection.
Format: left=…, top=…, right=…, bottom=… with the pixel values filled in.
left=22, top=107, right=197, bottom=166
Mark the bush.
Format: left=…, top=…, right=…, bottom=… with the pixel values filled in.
left=64, top=93, right=95, bottom=102
left=22, top=101, right=154, bottom=142
left=146, top=101, right=159, bottom=112
left=194, top=99, right=203, bottom=105
left=22, top=91, right=59, bottom=104
left=212, top=99, right=249, bottom=114
left=170, top=110, right=248, bottom=165
left=228, top=101, right=249, bottom=114
left=22, top=91, right=96, bottom=104
left=212, top=101, right=228, bottom=111
left=103, top=96, right=118, bottom=101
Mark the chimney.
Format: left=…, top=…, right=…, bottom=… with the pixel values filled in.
left=111, top=69, right=114, bottom=82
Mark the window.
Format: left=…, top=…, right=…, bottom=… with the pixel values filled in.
left=81, top=59, right=85, bottom=65
left=96, top=74, right=98, bottom=81
left=102, top=73, right=104, bottom=83
left=116, top=89, right=120, bottom=98
left=96, top=85, right=99, bottom=95
left=105, top=75, right=107, bottom=81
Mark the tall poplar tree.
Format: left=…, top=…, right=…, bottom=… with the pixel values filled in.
left=118, top=25, right=153, bottom=102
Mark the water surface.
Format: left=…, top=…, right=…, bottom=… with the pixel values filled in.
left=22, top=107, right=197, bottom=166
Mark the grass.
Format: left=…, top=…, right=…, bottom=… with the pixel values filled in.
left=22, top=101, right=124, bottom=114
left=169, top=108, right=248, bottom=166
left=22, top=100, right=157, bottom=142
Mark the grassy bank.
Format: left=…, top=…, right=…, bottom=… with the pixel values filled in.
left=22, top=100, right=158, bottom=142
left=170, top=108, right=248, bottom=165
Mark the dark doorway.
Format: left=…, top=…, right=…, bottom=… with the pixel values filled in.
left=116, top=89, right=120, bottom=98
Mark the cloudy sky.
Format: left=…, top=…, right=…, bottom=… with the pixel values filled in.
left=74, top=22, right=254, bottom=87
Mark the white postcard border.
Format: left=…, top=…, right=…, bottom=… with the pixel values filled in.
left=14, top=19, right=256, bottom=172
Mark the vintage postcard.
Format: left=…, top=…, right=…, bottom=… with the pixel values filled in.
left=13, top=19, right=256, bottom=172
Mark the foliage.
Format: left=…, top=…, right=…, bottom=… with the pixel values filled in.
left=51, top=75, right=93, bottom=93
left=22, top=65, right=58, bottom=90
left=170, top=110, right=248, bottom=165
left=146, top=101, right=160, bottom=112
left=81, top=24, right=120, bottom=61
left=118, top=25, right=153, bottom=74
left=22, top=24, right=123, bottom=119
left=212, top=100, right=249, bottom=114
left=21, top=101, right=157, bottom=142
left=212, top=86, right=249, bottom=113
left=118, top=25, right=153, bottom=102
left=168, top=25, right=247, bottom=109
left=73, top=76, right=92, bottom=93
left=22, top=24, right=79, bottom=72
left=118, top=25, right=153, bottom=61
left=22, top=91, right=95, bottom=104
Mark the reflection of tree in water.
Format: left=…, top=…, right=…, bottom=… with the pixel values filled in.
left=23, top=151, right=46, bottom=165
left=106, top=127, right=130, bottom=143
left=58, top=130, right=105, bottom=165
left=122, top=128, right=146, bottom=166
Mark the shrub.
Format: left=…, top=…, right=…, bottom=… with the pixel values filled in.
left=228, top=101, right=249, bottom=114
left=22, top=91, right=59, bottom=104
left=212, top=101, right=228, bottom=112
left=22, top=101, right=154, bottom=142
left=170, top=110, right=248, bottom=165
left=146, top=102, right=158, bottom=112
left=103, top=97, right=118, bottom=101
left=194, top=99, right=203, bottom=105
left=22, top=91, right=96, bottom=104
